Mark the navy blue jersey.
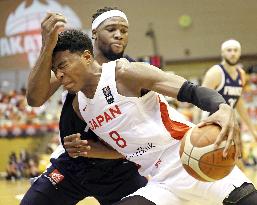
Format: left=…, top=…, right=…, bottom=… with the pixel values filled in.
left=216, top=64, right=243, bottom=108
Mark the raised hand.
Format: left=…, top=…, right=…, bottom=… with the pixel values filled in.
left=41, top=12, right=66, bottom=50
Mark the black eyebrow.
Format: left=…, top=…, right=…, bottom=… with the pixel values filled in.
left=52, top=60, right=67, bottom=72
left=57, top=60, right=67, bottom=68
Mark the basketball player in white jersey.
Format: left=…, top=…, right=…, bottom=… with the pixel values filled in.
left=23, top=8, right=149, bottom=205
left=51, top=28, right=257, bottom=205
left=200, top=39, right=257, bottom=141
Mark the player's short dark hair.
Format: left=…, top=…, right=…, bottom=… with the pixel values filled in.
left=92, top=7, right=123, bottom=23
left=53, top=29, right=93, bottom=56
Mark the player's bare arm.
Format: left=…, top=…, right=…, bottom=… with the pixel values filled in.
left=69, top=95, right=124, bottom=159
left=201, top=65, right=222, bottom=89
left=26, top=13, right=65, bottom=106
left=116, top=59, right=241, bottom=159
left=63, top=133, right=124, bottom=159
left=116, top=59, right=186, bottom=98
left=236, top=95, right=257, bottom=141
left=237, top=67, right=257, bottom=140
left=237, top=66, right=246, bottom=86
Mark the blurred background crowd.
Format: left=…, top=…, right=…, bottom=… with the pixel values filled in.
left=0, top=2, right=256, bottom=205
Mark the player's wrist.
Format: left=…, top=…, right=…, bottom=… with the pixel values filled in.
left=177, top=81, right=226, bottom=113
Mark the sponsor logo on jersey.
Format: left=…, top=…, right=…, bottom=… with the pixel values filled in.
left=48, top=169, right=64, bottom=185
left=127, top=143, right=156, bottom=159
left=102, top=86, right=114, bottom=104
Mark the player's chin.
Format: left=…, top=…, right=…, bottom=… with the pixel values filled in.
left=111, top=47, right=124, bottom=55
left=65, top=87, right=78, bottom=94
left=67, top=90, right=77, bottom=94
left=112, top=50, right=124, bottom=57
left=230, top=61, right=238, bottom=66
left=227, top=59, right=238, bottom=66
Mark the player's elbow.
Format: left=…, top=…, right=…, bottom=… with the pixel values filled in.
left=26, top=93, right=45, bottom=107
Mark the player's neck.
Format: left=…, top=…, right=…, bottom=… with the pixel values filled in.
left=94, top=47, right=110, bottom=65
left=221, top=61, right=237, bottom=73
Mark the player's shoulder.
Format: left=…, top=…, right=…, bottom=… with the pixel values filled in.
left=208, top=64, right=223, bottom=73
left=204, top=65, right=223, bottom=79
left=237, top=66, right=246, bottom=85
left=116, top=58, right=133, bottom=76
left=202, top=65, right=223, bottom=88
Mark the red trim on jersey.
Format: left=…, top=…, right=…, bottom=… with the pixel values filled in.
left=159, top=97, right=190, bottom=140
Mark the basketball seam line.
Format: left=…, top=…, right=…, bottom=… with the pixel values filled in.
left=182, top=150, right=235, bottom=167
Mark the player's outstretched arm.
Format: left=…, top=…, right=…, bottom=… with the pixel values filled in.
left=117, top=59, right=225, bottom=113
left=71, top=95, right=124, bottom=159
left=26, top=12, right=66, bottom=106
left=116, top=60, right=186, bottom=98
left=64, top=134, right=124, bottom=159
left=235, top=68, right=257, bottom=141
left=117, top=59, right=241, bottom=159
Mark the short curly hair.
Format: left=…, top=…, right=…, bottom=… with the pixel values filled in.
left=92, top=6, right=123, bottom=23
left=53, top=29, right=93, bottom=56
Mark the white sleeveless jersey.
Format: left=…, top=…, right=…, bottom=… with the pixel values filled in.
left=78, top=61, right=191, bottom=175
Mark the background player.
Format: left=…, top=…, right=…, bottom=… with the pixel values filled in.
left=199, top=39, right=257, bottom=140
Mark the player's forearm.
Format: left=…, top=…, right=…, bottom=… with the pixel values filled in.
left=26, top=46, right=56, bottom=106
left=133, top=64, right=225, bottom=113
left=86, top=140, right=124, bottom=159
left=177, top=81, right=226, bottom=113
left=151, top=74, right=186, bottom=98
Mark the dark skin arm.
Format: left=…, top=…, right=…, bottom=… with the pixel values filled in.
left=26, top=13, right=65, bottom=106
left=115, top=59, right=241, bottom=159
left=63, top=95, right=124, bottom=159
left=28, top=13, right=123, bottom=159
left=63, top=133, right=124, bottom=159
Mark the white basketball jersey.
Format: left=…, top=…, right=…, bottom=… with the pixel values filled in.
left=78, top=61, right=190, bottom=175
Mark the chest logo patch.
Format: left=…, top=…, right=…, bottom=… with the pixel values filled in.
left=102, top=86, right=114, bottom=104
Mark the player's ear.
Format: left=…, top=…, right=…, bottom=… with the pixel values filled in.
left=82, top=50, right=92, bottom=63
left=92, top=29, right=97, bottom=40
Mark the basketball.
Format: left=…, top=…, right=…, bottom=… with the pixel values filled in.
left=179, top=124, right=236, bottom=182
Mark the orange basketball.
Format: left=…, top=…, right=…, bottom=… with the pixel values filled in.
left=179, top=124, right=236, bottom=182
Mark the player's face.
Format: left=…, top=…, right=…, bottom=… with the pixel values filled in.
left=222, top=46, right=241, bottom=66
left=52, top=50, right=89, bottom=93
left=94, top=17, right=128, bottom=60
